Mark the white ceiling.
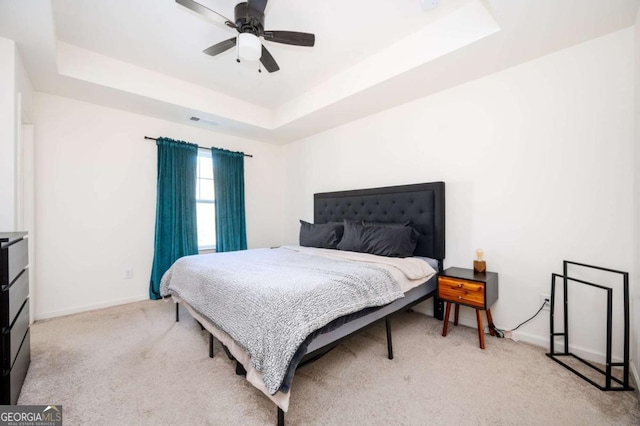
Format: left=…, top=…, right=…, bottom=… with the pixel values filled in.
left=1, top=0, right=638, bottom=143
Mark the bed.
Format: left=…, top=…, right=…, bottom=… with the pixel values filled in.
left=161, top=181, right=445, bottom=425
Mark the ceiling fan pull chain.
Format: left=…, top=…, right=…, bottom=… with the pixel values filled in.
left=258, top=61, right=262, bottom=73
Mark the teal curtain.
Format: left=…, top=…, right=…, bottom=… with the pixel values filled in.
left=211, top=147, right=247, bottom=252
left=149, top=137, right=199, bottom=300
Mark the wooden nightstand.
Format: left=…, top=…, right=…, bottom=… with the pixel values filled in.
left=438, top=267, right=498, bottom=349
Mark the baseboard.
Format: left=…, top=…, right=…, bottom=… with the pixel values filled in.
left=521, top=329, right=630, bottom=365
left=632, top=362, right=640, bottom=395
left=34, top=295, right=149, bottom=321
left=510, top=330, right=548, bottom=348
left=412, top=305, right=631, bottom=367
left=411, top=302, right=433, bottom=317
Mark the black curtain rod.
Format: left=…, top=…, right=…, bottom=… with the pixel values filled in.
left=145, top=136, right=253, bottom=158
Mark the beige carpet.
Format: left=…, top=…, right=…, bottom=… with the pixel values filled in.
left=19, top=300, right=640, bottom=425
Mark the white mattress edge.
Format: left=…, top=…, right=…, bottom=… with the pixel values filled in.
left=167, top=296, right=291, bottom=412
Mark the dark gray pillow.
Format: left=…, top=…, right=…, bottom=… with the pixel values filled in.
left=336, top=220, right=363, bottom=252
left=337, top=220, right=418, bottom=257
left=299, top=220, right=344, bottom=249
left=360, top=225, right=418, bottom=257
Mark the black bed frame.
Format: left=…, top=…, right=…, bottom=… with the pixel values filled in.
left=175, top=182, right=445, bottom=425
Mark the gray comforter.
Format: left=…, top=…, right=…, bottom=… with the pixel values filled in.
left=160, top=247, right=404, bottom=394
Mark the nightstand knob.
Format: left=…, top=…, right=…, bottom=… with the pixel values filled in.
left=458, top=295, right=462, bottom=300
left=457, top=283, right=463, bottom=288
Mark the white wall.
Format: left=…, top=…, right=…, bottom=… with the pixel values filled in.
left=0, top=38, right=34, bottom=324
left=0, top=37, right=34, bottom=232
left=13, top=44, right=35, bottom=324
left=283, top=28, right=635, bottom=363
left=0, top=37, right=16, bottom=230
left=33, top=93, right=284, bottom=319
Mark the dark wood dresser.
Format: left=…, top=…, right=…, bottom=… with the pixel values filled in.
left=0, top=232, right=30, bottom=405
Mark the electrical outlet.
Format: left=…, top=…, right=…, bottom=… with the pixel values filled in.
left=124, top=268, right=133, bottom=280
left=540, top=293, right=550, bottom=310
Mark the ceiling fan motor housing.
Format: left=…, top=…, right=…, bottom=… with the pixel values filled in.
left=235, top=2, right=264, bottom=34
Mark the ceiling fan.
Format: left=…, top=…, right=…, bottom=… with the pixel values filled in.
left=176, top=0, right=316, bottom=73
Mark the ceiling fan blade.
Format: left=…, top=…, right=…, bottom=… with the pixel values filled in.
left=260, top=45, right=280, bottom=73
left=247, top=0, right=268, bottom=17
left=263, top=31, right=315, bottom=47
left=176, top=0, right=236, bottom=28
left=203, top=37, right=237, bottom=56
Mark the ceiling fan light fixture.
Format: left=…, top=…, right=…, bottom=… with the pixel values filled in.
left=238, top=33, right=262, bottom=61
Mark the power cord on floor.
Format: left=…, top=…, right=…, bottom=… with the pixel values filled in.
left=490, top=298, right=548, bottom=339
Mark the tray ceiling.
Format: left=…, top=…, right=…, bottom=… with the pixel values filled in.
left=1, top=0, right=638, bottom=143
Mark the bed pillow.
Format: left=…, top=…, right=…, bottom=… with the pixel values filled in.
left=336, top=220, right=364, bottom=252
left=363, top=221, right=421, bottom=255
left=360, top=225, right=418, bottom=257
left=337, top=220, right=419, bottom=257
left=299, top=220, right=344, bottom=249
left=362, top=220, right=412, bottom=228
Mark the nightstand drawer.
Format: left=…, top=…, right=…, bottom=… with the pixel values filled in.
left=438, top=276, right=485, bottom=308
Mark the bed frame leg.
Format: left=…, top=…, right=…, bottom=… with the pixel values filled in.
left=235, top=361, right=247, bottom=376
left=209, top=333, right=214, bottom=358
left=434, top=297, right=444, bottom=321
left=386, top=317, right=393, bottom=360
left=277, top=407, right=284, bottom=426
left=175, top=303, right=180, bottom=322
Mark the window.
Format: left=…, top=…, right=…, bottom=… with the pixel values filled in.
left=196, top=149, right=216, bottom=250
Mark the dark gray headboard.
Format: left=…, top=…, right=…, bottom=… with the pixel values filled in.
left=314, top=182, right=445, bottom=260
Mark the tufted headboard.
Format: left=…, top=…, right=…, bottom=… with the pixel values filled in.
left=314, top=182, right=445, bottom=260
